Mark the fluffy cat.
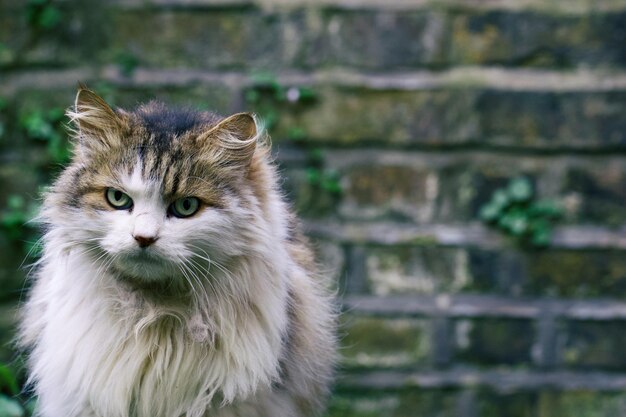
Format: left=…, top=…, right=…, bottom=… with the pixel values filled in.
left=18, top=86, right=336, bottom=417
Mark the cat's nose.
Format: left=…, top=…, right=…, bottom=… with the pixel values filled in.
left=134, top=235, right=158, bottom=248
left=132, top=212, right=161, bottom=248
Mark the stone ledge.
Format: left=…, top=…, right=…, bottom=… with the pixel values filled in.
left=337, top=368, right=626, bottom=391
left=109, top=0, right=626, bottom=14
left=305, top=221, right=626, bottom=250
left=343, top=294, right=626, bottom=320
left=5, top=67, right=626, bottom=97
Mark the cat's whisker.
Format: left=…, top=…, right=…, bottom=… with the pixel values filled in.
left=175, top=263, right=199, bottom=307
left=186, top=243, right=235, bottom=292
left=186, top=258, right=215, bottom=293
left=187, top=244, right=232, bottom=281
left=178, top=261, right=210, bottom=309
left=19, top=235, right=46, bottom=268
left=184, top=259, right=215, bottom=305
left=185, top=253, right=232, bottom=301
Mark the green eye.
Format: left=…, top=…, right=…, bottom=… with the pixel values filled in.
left=170, top=197, right=200, bottom=218
left=105, top=188, right=133, bottom=210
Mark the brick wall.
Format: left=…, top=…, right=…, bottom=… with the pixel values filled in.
left=2, top=1, right=626, bottom=415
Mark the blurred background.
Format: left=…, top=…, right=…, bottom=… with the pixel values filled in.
left=2, top=0, right=626, bottom=416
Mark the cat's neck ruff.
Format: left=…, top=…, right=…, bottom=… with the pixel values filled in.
left=30, top=233, right=290, bottom=417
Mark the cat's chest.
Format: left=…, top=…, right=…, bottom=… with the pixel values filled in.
left=37, top=254, right=284, bottom=417
left=45, top=289, right=217, bottom=415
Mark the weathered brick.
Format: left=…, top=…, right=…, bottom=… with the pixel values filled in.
left=0, top=1, right=110, bottom=68
left=339, top=164, right=439, bottom=222
left=327, top=389, right=459, bottom=417
left=4, top=4, right=626, bottom=72
left=280, top=167, right=341, bottom=217
left=527, top=250, right=626, bottom=298
left=449, top=10, right=626, bottom=68
left=559, top=320, right=626, bottom=370
left=295, top=10, right=449, bottom=69
left=340, top=315, right=431, bottom=368
left=454, top=318, right=535, bottom=365
left=274, top=89, right=626, bottom=149
left=476, top=389, right=538, bottom=417
left=321, top=150, right=626, bottom=225
left=564, top=166, right=626, bottom=226
left=274, top=88, right=481, bottom=146
left=538, top=390, right=626, bottom=417
left=306, top=9, right=626, bottom=70
left=364, top=246, right=470, bottom=296
left=106, top=9, right=285, bottom=70
left=476, top=91, right=626, bottom=149
left=466, top=248, right=529, bottom=296
left=426, top=389, right=626, bottom=417
left=467, top=248, right=626, bottom=298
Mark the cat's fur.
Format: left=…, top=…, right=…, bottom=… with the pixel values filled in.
left=18, top=87, right=336, bottom=417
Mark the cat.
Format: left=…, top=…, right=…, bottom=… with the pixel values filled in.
left=18, top=86, right=337, bottom=417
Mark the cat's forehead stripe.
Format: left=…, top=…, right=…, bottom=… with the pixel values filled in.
left=62, top=103, right=231, bottom=208
left=136, top=102, right=212, bottom=139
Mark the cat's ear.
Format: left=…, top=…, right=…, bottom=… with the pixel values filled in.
left=67, top=84, right=123, bottom=152
left=202, top=112, right=259, bottom=169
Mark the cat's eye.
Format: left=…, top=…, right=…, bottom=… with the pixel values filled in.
left=170, top=197, right=200, bottom=218
left=105, top=188, right=133, bottom=210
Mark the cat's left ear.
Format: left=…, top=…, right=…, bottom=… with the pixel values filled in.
left=68, top=84, right=124, bottom=153
left=202, top=112, right=259, bottom=169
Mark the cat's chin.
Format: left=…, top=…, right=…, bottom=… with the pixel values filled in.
left=111, top=251, right=174, bottom=283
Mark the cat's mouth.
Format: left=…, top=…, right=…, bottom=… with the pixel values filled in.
left=111, top=250, right=173, bottom=282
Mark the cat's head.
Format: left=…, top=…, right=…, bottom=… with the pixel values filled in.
left=46, top=86, right=272, bottom=288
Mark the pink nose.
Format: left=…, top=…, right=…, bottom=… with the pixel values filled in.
left=134, top=235, right=157, bottom=248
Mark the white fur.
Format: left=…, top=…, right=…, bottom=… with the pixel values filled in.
left=19, top=158, right=326, bottom=417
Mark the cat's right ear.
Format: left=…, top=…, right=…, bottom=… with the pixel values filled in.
left=68, top=84, right=123, bottom=153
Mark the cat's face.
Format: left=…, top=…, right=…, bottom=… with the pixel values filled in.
left=49, top=88, right=262, bottom=286
left=90, top=161, right=229, bottom=283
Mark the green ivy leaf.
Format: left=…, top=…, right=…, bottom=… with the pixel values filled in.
left=306, top=168, right=320, bottom=185
left=23, top=399, right=36, bottom=417
left=491, top=189, right=510, bottom=211
left=479, top=176, right=560, bottom=249
left=20, top=111, right=51, bottom=141
left=92, top=82, right=117, bottom=106
left=273, top=88, right=286, bottom=102
left=321, top=176, right=342, bottom=195
left=249, top=72, right=277, bottom=87
left=47, top=108, right=64, bottom=122
left=37, top=5, right=61, bottom=30
left=287, top=127, right=306, bottom=141
left=0, top=395, right=24, bottom=417
left=262, top=111, right=278, bottom=130
left=297, top=87, right=317, bottom=102
left=244, top=89, right=260, bottom=104
left=507, top=177, right=533, bottom=202
left=508, top=215, right=529, bottom=236
left=531, top=227, right=551, bottom=247
left=307, top=148, right=324, bottom=165
left=0, top=43, right=13, bottom=64
left=0, top=365, right=19, bottom=396
left=115, top=51, right=139, bottom=77
left=479, top=203, right=500, bottom=222
left=529, top=200, right=563, bottom=219
left=7, top=195, right=24, bottom=211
